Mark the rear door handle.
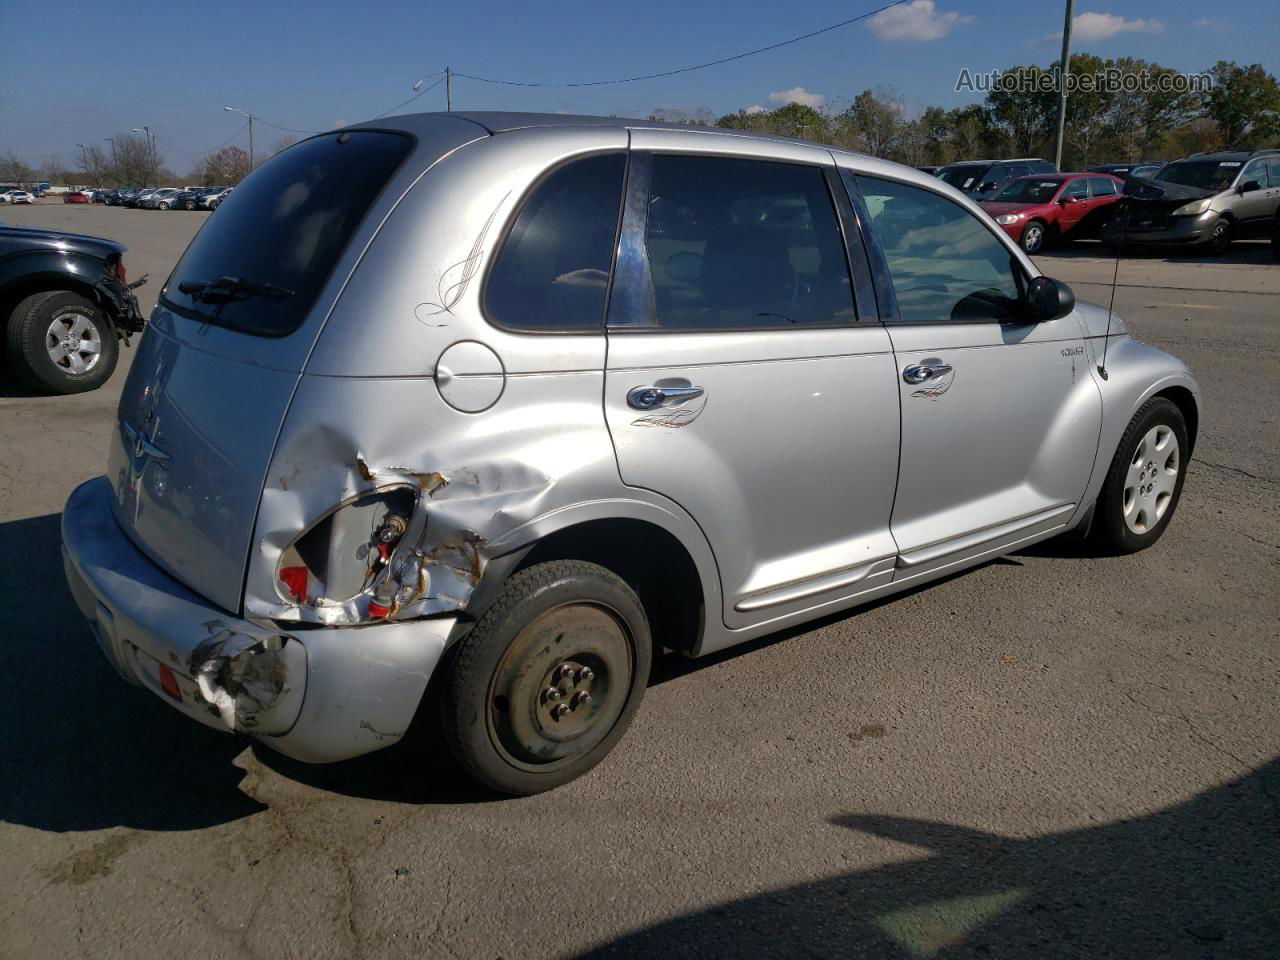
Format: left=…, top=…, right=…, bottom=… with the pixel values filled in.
left=902, top=360, right=953, bottom=385
left=627, top=384, right=705, bottom=410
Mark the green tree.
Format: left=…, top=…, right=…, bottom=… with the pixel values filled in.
left=1204, top=61, right=1280, bottom=147
left=985, top=65, right=1055, bottom=157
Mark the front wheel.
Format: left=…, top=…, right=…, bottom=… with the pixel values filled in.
left=158, top=201, right=170, bottom=210
left=4, top=290, right=119, bottom=394
left=1205, top=218, right=1231, bottom=255
left=1093, top=397, right=1189, bottom=554
left=1020, top=220, right=1047, bottom=254
left=441, top=561, right=652, bottom=795
left=184, top=200, right=195, bottom=210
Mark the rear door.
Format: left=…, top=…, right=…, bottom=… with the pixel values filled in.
left=604, top=135, right=900, bottom=629
left=846, top=171, right=1101, bottom=582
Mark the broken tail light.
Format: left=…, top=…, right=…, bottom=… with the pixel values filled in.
left=275, top=487, right=418, bottom=618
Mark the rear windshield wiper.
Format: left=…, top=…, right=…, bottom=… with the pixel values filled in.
left=177, top=275, right=295, bottom=304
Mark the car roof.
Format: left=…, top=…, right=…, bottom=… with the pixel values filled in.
left=1178, top=150, right=1278, bottom=162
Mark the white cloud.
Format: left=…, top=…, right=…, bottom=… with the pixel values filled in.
left=1069, top=12, right=1164, bottom=41
left=745, top=104, right=766, bottom=114
left=767, top=86, right=826, bottom=109
left=868, top=1, right=973, bottom=42
left=1191, top=17, right=1221, bottom=30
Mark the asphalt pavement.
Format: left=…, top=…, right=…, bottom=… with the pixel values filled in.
left=1, top=202, right=1277, bottom=959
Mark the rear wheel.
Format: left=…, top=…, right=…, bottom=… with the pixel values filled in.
left=441, top=561, right=651, bottom=795
left=184, top=199, right=195, bottom=210
left=1093, top=397, right=1188, bottom=554
left=1021, top=220, right=1047, bottom=254
left=4, top=290, right=119, bottom=394
left=158, top=200, right=171, bottom=210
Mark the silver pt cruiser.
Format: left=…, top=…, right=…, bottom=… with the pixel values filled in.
left=62, top=113, right=1200, bottom=795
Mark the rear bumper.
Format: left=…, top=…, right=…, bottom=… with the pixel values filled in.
left=62, top=476, right=456, bottom=763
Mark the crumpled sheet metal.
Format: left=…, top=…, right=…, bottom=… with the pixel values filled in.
left=186, top=620, right=307, bottom=734
left=252, top=448, right=555, bottom=626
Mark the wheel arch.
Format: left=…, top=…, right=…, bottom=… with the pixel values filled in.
left=1154, top=384, right=1199, bottom=459
left=463, top=502, right=722, bottom=656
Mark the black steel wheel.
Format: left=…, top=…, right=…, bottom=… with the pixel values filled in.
left=441, top=560, right=651, bottom=795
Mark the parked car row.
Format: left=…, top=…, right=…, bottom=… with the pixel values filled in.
left=0, top=190, right=35, bottom=204
left=921, top=148, right=1280, bottom=257
left=101, top=186, right=232, bottom=209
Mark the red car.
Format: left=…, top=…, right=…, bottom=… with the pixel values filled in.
left=63, top=191, right=90, bottom=204
left=979, top=173, right=1124, bottom=253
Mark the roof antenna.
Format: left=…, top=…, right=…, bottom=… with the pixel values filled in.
left=1099, top=185, right=1128, bottom=381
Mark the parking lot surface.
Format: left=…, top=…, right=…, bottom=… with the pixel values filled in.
left=1, top=204, right=1277, bottom=959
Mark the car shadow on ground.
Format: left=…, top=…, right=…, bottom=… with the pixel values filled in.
left=0, top=512, right=492, bottom=833
left=1037, top=238, right=1272, bottom=266
left=576, top=758, right=1280, bottom=959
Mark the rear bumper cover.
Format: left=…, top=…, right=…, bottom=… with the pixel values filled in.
left=61, top=476, right=455, bottom=763
left=1102, top=211, right=1215, bottom=245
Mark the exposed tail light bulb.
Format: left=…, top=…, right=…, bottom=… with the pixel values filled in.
left=115, top=256, right=128, bottom=284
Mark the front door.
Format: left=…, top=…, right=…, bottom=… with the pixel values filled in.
left=605, top=141, right=901, bottom=630
left=849, top=173, right=1102, bottom=583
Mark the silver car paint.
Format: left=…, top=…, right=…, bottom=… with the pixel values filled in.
left=66, top=112, right=1200, bottom=761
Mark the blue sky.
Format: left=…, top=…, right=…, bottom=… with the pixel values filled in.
left=2, top=0, right=1276, bottom=167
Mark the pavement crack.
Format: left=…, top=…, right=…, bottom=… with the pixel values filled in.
left=1191, top=458, right=1278, bottom=485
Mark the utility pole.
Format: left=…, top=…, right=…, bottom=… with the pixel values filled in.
left=224, top=106, right=255, bottom=169
left=446, top=66, right=452, bottom=111
left=1053, top=0, right=1075, bottom=170
left=133, top=126, right=157, bottom=185
left=75, top=143, right=88, bottom=183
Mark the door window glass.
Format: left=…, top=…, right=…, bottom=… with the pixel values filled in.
left=1089, top=177, right=1118, bottom=197
left=641, top=155, right=855, bottom=329
left=486, top=153, right=625, bottom=331
left=1060, top=179, right=1088, bottom=201
left=856, top=176, right=1024, bottom=325
left=1239, top=158, right=1267, bottom=189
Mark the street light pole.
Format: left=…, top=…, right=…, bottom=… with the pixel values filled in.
left=1053, top=0, right=1075, bottom=170
left=75, top=143, right=88, bottom=184
left=224, top=106, right=255, bottom=170
left=133, top=126, right=157, bottom=185
left=446, top=66, right=452, bottom=111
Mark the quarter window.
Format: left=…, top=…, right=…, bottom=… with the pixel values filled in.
left=856, top=175, right=1024, bottom=325
left=486, top=153, right=625, bottom=331
left=640, top=155, right=855, bottom=330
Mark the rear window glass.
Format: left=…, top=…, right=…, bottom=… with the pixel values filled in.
left=161, top=131, right=411, bottom=336
left=485, top=152, right=626, bottom=331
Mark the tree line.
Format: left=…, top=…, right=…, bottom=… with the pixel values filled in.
left=0, top=132, right=297, bottom=189
left=697, top=58, right=1280, bottom=168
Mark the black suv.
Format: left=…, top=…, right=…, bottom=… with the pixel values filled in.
left=0, top=226, right=145, bottom=393
left=936, top=158, right=1058, bottom=200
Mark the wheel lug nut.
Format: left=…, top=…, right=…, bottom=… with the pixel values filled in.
left=544, top=687, right=562, bottom=702
left=551, top=703, right=570, bottom=720
left=558, top=664, right=575, bottom=681
left=572, top=691, right=592, bottom=709
left=578, top=667, right=594, bottom=683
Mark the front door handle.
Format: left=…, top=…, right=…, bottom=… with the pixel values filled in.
left=627, top=384, right=705, bottom=410
left=902, top=359, right=953, bottom=385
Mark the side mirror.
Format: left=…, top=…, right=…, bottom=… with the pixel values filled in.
left=1239, top=179, right=1262, bottom=194
left=1026, top=276, right=1075, bottom=323
left=1059, top=194, right=1078, bottom=205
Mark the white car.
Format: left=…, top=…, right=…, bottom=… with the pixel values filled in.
left=2, top=190, right=34, bottom=204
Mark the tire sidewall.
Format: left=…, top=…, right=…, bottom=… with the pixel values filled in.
left=7, top=291, right=119, bottom=394
left=1096, top=397, right=1189, bottom=553
left=444, top=562, right=652, bottom=795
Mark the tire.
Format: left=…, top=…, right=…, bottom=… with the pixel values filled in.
left=1271, top=217, right=1279, bottom=262
left=1093, top=397, right=1188, bottom=554
left=441, top=560, right=652, bottom=796
left=4, top=290, right=119, bottom=394
left=1205, top=217, right=1231, bottom=255
left=1021, top=220, right=1047, bottom=254
left=158, top=201, right=170, bottom=210
left=184, top=200, right=195, bottom=210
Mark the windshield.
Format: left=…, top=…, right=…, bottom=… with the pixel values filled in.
left=937, top=164, right=991, bottom=191
left=1156, top=160, right=1240, bottom=191
left=992, top=178, right=1063, bottom=203
left=162, top=131, right=411, bottom=336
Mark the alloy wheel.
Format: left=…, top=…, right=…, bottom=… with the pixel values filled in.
left=44, top=311, right=103, bottom=375
left=1122, top=425, right=1179, bottom=534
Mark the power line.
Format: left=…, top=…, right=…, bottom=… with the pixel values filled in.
left=251, top=115, right=320, bottom=135
left=452, top=0, right=910, bottom=88
left=154, top=122, right=249, bottom=155
left=374, top=73, right=446, bottom=119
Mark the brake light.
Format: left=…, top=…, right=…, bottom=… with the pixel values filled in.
left=275, top=488, right=416, bottom=617
left=115, top=257, right=128, bottom=284
left=157, top=664, right=183, bottom=702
